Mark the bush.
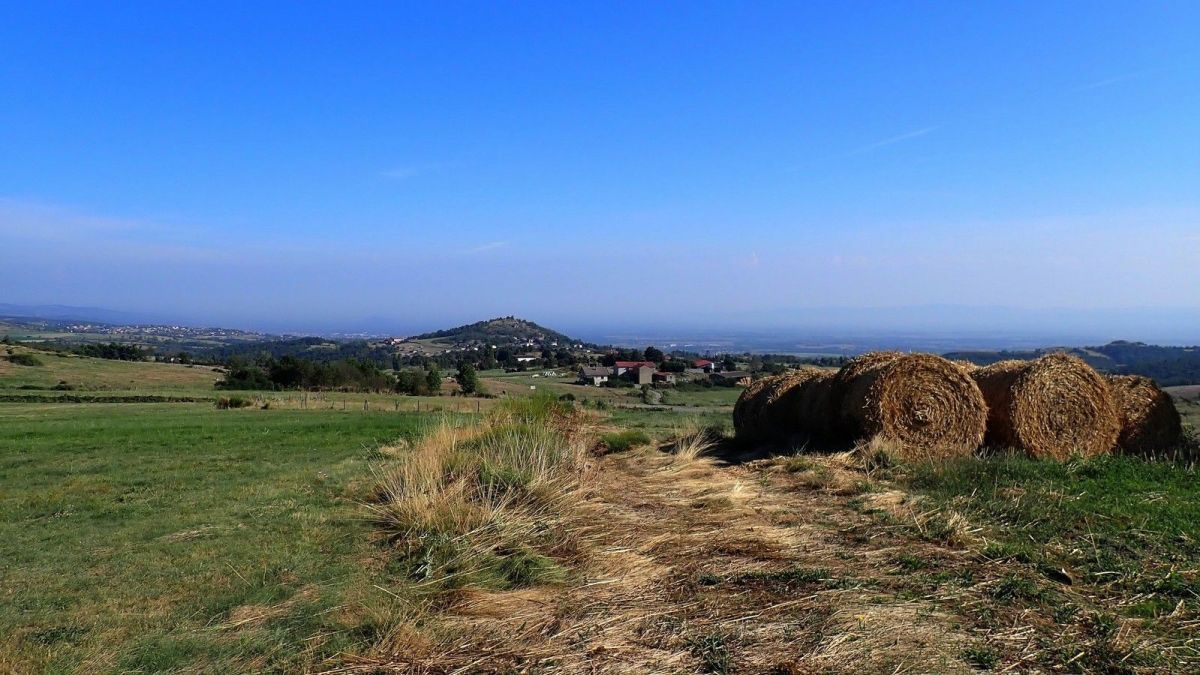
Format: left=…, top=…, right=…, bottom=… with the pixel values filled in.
left=7, top=353, right=44, bottom=367
left=215, top=396, right=254, bottom=410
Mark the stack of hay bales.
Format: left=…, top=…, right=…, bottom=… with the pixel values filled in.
left=970, top=353, right=1120, bottom=460
left=1107, top=374, right=1183, bottom=455
left=733, top=349, right=1182, bottom=463
left=833, top=352, right=987, bottom=460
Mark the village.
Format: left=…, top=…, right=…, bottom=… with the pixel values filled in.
left=576, top=357, right=751, bottom=388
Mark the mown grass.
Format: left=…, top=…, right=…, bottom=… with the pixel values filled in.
left=0, top=402, right=429, bottom=673
left=901, top=452, right=1200, bottom=617
left=0, top=345, right=222, bottom=392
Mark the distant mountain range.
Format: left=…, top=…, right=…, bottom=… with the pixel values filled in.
left=946, top=341, right=1200, bottom=387
left=0, top=303, right=161, bottom=325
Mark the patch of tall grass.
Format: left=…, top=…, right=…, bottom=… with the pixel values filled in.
left=370, top=394, right=588, bottom=595
left=600, top=429, right=652, bottom=453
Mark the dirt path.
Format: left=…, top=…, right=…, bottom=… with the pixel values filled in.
left=370, top=446, right=1004, bottom=673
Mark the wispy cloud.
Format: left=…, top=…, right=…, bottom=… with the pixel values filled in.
left=1069, top=69, right=1157, bottom=93
left=381, top=166, right=422, bottom=180
left=464, top=241, right=507, bottom=254
left=380, top=161, right=458, bottom=181
left=849, top=126, right=938, bottom=155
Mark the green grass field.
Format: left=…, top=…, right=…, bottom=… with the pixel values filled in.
left=0, top=403, right=430, bottom=673
left=899, top=453, right=1200, bottom=617
left=0, top=346, right=222, bottom=392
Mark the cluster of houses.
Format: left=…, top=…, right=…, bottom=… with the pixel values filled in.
left=577, top=358, right=751, bottom=388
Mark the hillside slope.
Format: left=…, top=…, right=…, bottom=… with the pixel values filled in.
left=0, top=345, right=222, bottom=392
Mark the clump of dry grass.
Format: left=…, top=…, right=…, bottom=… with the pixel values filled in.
left=669, top=424, right=718, bottom=463
left=834, top=352, right=988, bottom=460
left=368, top=396, right=590, bottom=594
left=972, top=353, right=1120, bottom=460
left=1107, top=374, right=1184, bottom=457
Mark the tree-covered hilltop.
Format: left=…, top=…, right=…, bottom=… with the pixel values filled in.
left=412, top=316, right=580, bottom=347
left=945, top=341, right=1200, bottom=386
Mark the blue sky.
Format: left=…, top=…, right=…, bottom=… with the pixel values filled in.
left=1, top=2, right=1198, bottom=337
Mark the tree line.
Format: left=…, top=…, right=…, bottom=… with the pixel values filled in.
left=215, top=355, right=484, bottom=395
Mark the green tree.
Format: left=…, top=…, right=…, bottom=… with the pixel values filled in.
left=455, top=362, right=480, bottom=395
left=661, top=359, right=686, bottom=373
left=425, top=367, right=442, bottom=394
left=644, top=346, right=664, bottom=363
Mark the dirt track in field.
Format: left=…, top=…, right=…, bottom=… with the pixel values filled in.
left=351, top=443, right=1017, bottom=673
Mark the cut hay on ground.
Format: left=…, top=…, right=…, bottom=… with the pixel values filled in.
left=971, top=353, right=1120, bottom=460
left=834, top=352, right=987, bottom=460
left=1108, top=374, right=1184, bottom=456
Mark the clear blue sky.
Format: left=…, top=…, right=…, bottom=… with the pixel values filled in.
left=2, top=2, right=1198, bottom=336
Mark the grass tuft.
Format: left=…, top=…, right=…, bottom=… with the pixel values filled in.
left=600, top=429, right=652, bottom=453
left=669, top=425, right=717, bottom=463
left=370, top=412, right=587, bottom=596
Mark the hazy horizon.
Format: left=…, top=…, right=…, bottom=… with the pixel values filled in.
left=3, top=302, right=1198, bottom=351
left=3, top=4, right=1198, bottom=339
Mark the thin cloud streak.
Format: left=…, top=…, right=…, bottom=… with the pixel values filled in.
left=380, top=161, right=458, bottom=181
left=1069, top=69, right=1158, bottom=93
left=849, top=126, right=938, bottom=154
left=464, top=241, right=507, bottom=254
left=381, top=167, right=421, bottom=180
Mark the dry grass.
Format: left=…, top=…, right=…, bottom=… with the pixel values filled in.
left=667, top=424, right=718, bottom=463
left=367, top=397, right=591, bottom=601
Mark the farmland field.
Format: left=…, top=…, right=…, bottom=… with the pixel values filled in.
left=0, top=403, right=428, bottom=673
left=0, top=346, right=223, bottom=392
left=3, top=353, right=1200, bottom=672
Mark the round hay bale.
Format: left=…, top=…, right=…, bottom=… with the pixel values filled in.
left=733, top=377, right=774, bottom=441
left=834, top=352, right=987, bottom=459
left=788, top=369, right=839, bottom=438
left=971, top=353, right=1120, bottom=460
left=759, top=368, right=828, bottom=436
left=951, top=359, right=980, bottom=374
left=1107, top=374, right=1183, bottom=456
